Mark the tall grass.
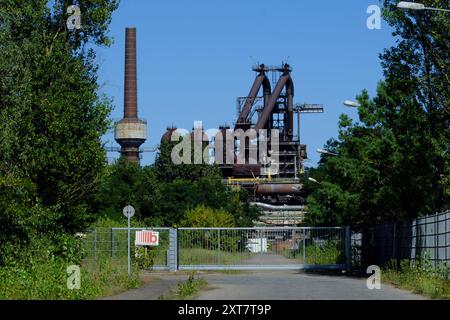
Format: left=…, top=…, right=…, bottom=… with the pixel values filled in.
left=283, top=240, right=341, bottom=265
left=383, top=253, right=450, bottom=299
left=179, top=248, right=253, bottom=265
left=0, top=257, right=139, bottom=300
left=159, top=272, right=207, bottom=300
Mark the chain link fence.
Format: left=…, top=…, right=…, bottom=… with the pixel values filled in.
left=82, top=228, right=172, bottom=271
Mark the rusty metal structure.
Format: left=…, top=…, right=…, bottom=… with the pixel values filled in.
left=219, top=63, right=324, bottom=224
left=114, top=27, right=148, bottom=164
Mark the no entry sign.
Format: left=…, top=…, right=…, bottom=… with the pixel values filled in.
left=135, top=230, right=159, bottom=246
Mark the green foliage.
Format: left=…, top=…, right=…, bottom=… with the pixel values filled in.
left=306, top=1, right=449, bottom=228
left=175, top=272, right=207, bottom=299
left=155, top=140, right=222, bottom=183
left=91, top=159, right=160, bottom=222
left=0, top=257, right=139, bottom=300
left=383, top=253, right=450, bottom=299
left=0, top=1, right=125, bottom=299
left=0, top=0, right=118, bottom=265
left=178, top=248, right=251, bottom=266
left=159, top=272, right=207, bottom=300
left=180, top=205, right=235, bottom=228
left=135, top=247, right=158, bottom=270
left=305, top=240, right=341, bottom=265
left=0, top=232, right=139, bottom=300
left=284, top=240, right=341, bottom=265
left=93, top=157, right=259, bottom=227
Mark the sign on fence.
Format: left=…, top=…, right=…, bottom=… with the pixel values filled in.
left=247, top=238, right=268, bottom=253
left=135, top=230, right=159, bottom=246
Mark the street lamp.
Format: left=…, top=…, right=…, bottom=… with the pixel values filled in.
left=308, top=177, right=321, bottom=185
left=397, top=1, right=450, bottom=13
left=343, top=100, right=361, bottom=108
left=317, top=148, right=339, bottom=157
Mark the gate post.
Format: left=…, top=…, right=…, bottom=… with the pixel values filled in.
left=168, top=228, right=178, bottom=272
left=345, top=226, right=351, bottom=272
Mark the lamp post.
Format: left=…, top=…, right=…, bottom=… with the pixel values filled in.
left=397, top=2, right=450, bottom=13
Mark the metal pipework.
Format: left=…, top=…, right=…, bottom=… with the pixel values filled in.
left=236, top=65, right=271, bottom=127
left=250, top=202, right=305, bottom=211
left=255, top=72, right=294, bottom=131
left=124, top=27, right=138, bottom=119
left=256, top=183, right=303, bottom=195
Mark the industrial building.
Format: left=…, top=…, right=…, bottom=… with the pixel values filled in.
left=113, top=28, right=324, bottom=226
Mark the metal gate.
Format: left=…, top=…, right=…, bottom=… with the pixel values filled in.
left=178, top=227, right=350, bottom=271
left=105, top=227, right=350, bottom=271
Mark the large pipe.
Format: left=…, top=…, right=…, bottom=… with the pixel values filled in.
left=286, top=78, right=294, bottom=138
left=255, top=73, right=292, bottom=131
left=256, top=183, right=303, bottom=194
left=236, top=68, right=271, bottom=127
left=124, top=28, right=138, bottom=119
left=250, top=202, right=305, bottom=211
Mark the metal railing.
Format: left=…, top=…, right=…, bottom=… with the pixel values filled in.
left=82, top=227, right=173, bottom=271
left=178, top=227, right=348, bottom=270
left=83, top=226, right=350, bottom=271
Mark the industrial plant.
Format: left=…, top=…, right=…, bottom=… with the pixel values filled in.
left=113, top=28, right=325, bottom=226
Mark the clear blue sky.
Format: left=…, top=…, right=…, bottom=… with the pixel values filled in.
left=98, top=0, right=396, bottom=166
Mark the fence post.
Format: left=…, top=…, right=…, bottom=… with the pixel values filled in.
left=392, top=222, right=396, bottom=262
left=168, top=228, right=178, bottom=272
left=435, top=214, right=438, bottom=267
left=345, top=226, right=351, bottom=272
left=111, top=228, right=115, bottom=258
left=217, top=229, right=221, bottom=265
left=93, top=228, right=97, bottom=261
left=303, top=229, right=306, bottom=263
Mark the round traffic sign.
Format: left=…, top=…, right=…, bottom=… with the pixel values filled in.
left=123, top=205, right=135, bottom=218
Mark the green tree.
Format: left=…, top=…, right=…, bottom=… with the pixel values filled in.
left=0, top=0, right=119, bottom=258
left=154, top=140, right=222, bottom=182
left=306, top=0, right=449, bottom=228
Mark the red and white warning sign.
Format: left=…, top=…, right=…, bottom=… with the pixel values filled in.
left=135, top=230, right=159, bottom=246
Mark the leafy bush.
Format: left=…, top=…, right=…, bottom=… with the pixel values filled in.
left=180, top=205, right=235, bottom=228
left=135, top=247, right=158, bottom=270
left=305, top=240, right=341, bottom=265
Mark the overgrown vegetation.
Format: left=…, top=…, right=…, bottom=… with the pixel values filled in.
left=383, top=253, right=450, bottom=299
left=159, top=272, right=207, bottom=300
left=0, top=0, right=260, bottom=299
left=178, top=248, right=253, bottom=266
left=305, top=0, right=449, bottom=229
left=284, top=240, right=341, bottom=265
left=92, top=154, right=259, bottom=228
left=0, top=234, right=139, bottom=300
left=0, top=0, right=139, bottom=299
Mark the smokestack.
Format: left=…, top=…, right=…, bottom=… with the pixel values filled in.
left=114, top=27, right=147, bottom=165
left=124, top=28, right=138, bottom=118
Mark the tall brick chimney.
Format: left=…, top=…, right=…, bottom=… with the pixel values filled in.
left=114, top=27, right=147, bottom=165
